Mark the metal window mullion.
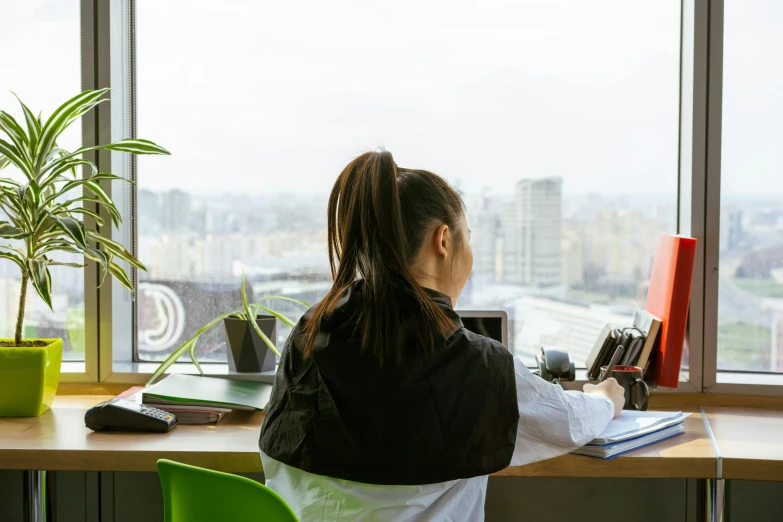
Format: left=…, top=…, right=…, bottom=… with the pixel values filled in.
left=96, top=0, right=115, bottom=382
left=80, top=0, right=99, bottom=382
left=702, top=0, right=724, bottom=392
left=681, top=0, right=708, bottom=393
left=129, top=0, right=139, bottom=360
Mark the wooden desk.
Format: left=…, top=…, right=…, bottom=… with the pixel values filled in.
left=0, top=398, right=715, bottom=478
left=0, top=396, right=264, bottom=474
left=1, top=397, right=720, bottom=522
left=496, top=411, right=715, bottom=479
left=702, top=407, right=783, bottom=481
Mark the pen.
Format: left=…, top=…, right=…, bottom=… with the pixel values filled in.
left=600, top=345, right=625, bottom=382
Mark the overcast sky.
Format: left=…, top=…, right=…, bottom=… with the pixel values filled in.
left=1, top=0, right=781, bottom=198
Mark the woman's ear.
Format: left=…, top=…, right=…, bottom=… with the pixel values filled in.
left=434, top=224, right=450, bottom=259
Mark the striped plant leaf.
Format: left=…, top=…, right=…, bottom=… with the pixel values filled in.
left=0, top=139, right=33, bottom=179
left=64, top=207, right=104, bottom=226
left=145, top=311, right=239, bottom=386
left=0, top=111, right=31, bottom=161
left=47, top=177, right=123, bottom=226
left=0, top=221, right=28, bottom=239
left=107, top=261, right=133, bottom=291
left=0, top=251, right=24, bottom=270
left=187, top=339, right=203, bottom=376
left=28, top=258, right=53, bottom=310
left=0, top=177, right=20, bottom=188
left=85, top=244, right=112, bottom=286
left=39, top=158, right=97, bottom=188
left=47, top=261, right=87, bottom=268
left=37, top=239, right=82, bottom=256
left=87, top=230, right=145, bottom=270
left=36, top=89, right=108, bottom=171
left=255, top=295, right=312, bottom=309
left=45, top=138, right=170, bottom=174
left=102, top=138, right=171, bottom=155
left=17, top=181, right=42, bottom=205
left=258, top=306, right=297, bottom=329
left=242, top=273, right=281, bottom=357
left=48, top=214, right=87, bottom=248
left=13, top=93, right=41, bottom=153
left=1, top=243, right=26, bottom=256
left=0, top=187, right=27, bottom=221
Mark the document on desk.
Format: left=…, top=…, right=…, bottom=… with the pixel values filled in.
left=591, top=410, right=690, bottom=444
left=571, top=411, right=690, bottom=459
left=143, top=375, right=273, bottom=411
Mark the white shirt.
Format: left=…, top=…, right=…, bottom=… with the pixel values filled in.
left=261, top=357, right=614, bottom=521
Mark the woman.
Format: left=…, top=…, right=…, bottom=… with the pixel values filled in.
left=259, top=151, right=624, bottom=521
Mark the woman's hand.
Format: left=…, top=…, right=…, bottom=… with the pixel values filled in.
left=583, top=378, right=625, bottom=418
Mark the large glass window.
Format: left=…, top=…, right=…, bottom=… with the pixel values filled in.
left=718, top=0, right=783, bottom=373
left=135, top=0, right=680, bottom=366
left=0, top=1, right=84, bottom=361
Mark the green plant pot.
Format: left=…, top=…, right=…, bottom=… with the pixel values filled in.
left=0, top=339, right=63, bottom=417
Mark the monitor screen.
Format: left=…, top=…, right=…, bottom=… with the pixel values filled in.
left=459, top=314, right=506, bottom=346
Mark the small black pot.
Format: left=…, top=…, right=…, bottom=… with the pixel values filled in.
left=223, top=315, right=277, bottom=373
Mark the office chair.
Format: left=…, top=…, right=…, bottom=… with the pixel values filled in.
left=157, top=459, right=298, bottom=522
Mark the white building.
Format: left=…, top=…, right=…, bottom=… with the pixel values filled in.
left=502, top=178, right=562, bottom=286
left=471, top=210, right=501, bottom=278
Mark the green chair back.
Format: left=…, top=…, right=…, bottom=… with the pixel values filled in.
left=157, top=459, right=298, bottom=522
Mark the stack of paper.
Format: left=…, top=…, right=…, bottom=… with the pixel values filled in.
left=571, top=410, right=690, bottom=459
left=140, top=375, right=273, bottom=425
left=150, top=404, right=232, bottom=425
left=142, top=375, right=273, bottom=411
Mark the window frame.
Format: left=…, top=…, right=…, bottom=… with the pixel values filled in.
left=70, top=0, right=783, bottom=394
left=58, top=0, right=102, bottom=383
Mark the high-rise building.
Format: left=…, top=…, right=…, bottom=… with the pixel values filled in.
left=138, top=189, right=160, bottom=223
left=471, top=210, right=501, bottom=278
left=502, top=178, right=562, bottom=286
left=160, top=189, right=192, bottom=231
left=561, top=223, right=585, bottom=285
left=720, top=207, right=743, bottom=252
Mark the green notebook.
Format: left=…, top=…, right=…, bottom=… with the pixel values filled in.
left=142, top=375, right=273, bottom=411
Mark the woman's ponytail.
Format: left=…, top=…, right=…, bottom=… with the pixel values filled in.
left=302, top=151, right=463, bottom=364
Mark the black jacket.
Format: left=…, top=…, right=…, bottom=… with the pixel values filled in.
left=259, top=282, right=519, bottom=485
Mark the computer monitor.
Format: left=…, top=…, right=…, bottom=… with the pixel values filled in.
left=457, top=310, right=508, bottom=346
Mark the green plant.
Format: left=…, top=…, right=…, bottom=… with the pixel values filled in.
left=146, top=275, right=310, bottom=386
left=0, top=89, right=169, bottom=346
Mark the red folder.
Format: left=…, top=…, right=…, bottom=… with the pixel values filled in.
left=644, top=234, right=697, bottom=388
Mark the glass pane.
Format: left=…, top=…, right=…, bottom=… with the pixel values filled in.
left=136, top=0, right=680, bottom=366
left=0, top=2, right=84, bottom=361
left=718, top=1, right=783, bottom=373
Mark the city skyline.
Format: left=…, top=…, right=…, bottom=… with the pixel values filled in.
left=2, top=0, right=783, bottom=374
left=1, top=178, right=781, bottom=372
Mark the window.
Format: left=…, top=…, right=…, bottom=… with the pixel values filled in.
left=718, top=0, right=783, bottom=373
left=0, top=1, right=85, bottom=362
left=133, top=0, right=680, bottom=367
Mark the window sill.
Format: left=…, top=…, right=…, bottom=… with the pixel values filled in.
left=562, top=369, right=695, bottom=393
left=102, top=361, right=275, bottom=385
left=99, top=363, right=697, bottom=390
left=716, top=371, right=783, bottom=386
left=62, top=361, right=86, bottom=373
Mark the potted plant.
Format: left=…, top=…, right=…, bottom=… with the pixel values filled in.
left=146, top=275, right=309, bottom=386
left=0, top=89, right=169, bottom=416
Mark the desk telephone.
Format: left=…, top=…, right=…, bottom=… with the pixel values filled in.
left=85, top=397, right=178, bottom=433
left=534, top=346, right=575, bottom=388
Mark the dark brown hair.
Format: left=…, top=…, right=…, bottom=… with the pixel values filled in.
left=300, top=150, right=466, bottom=364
